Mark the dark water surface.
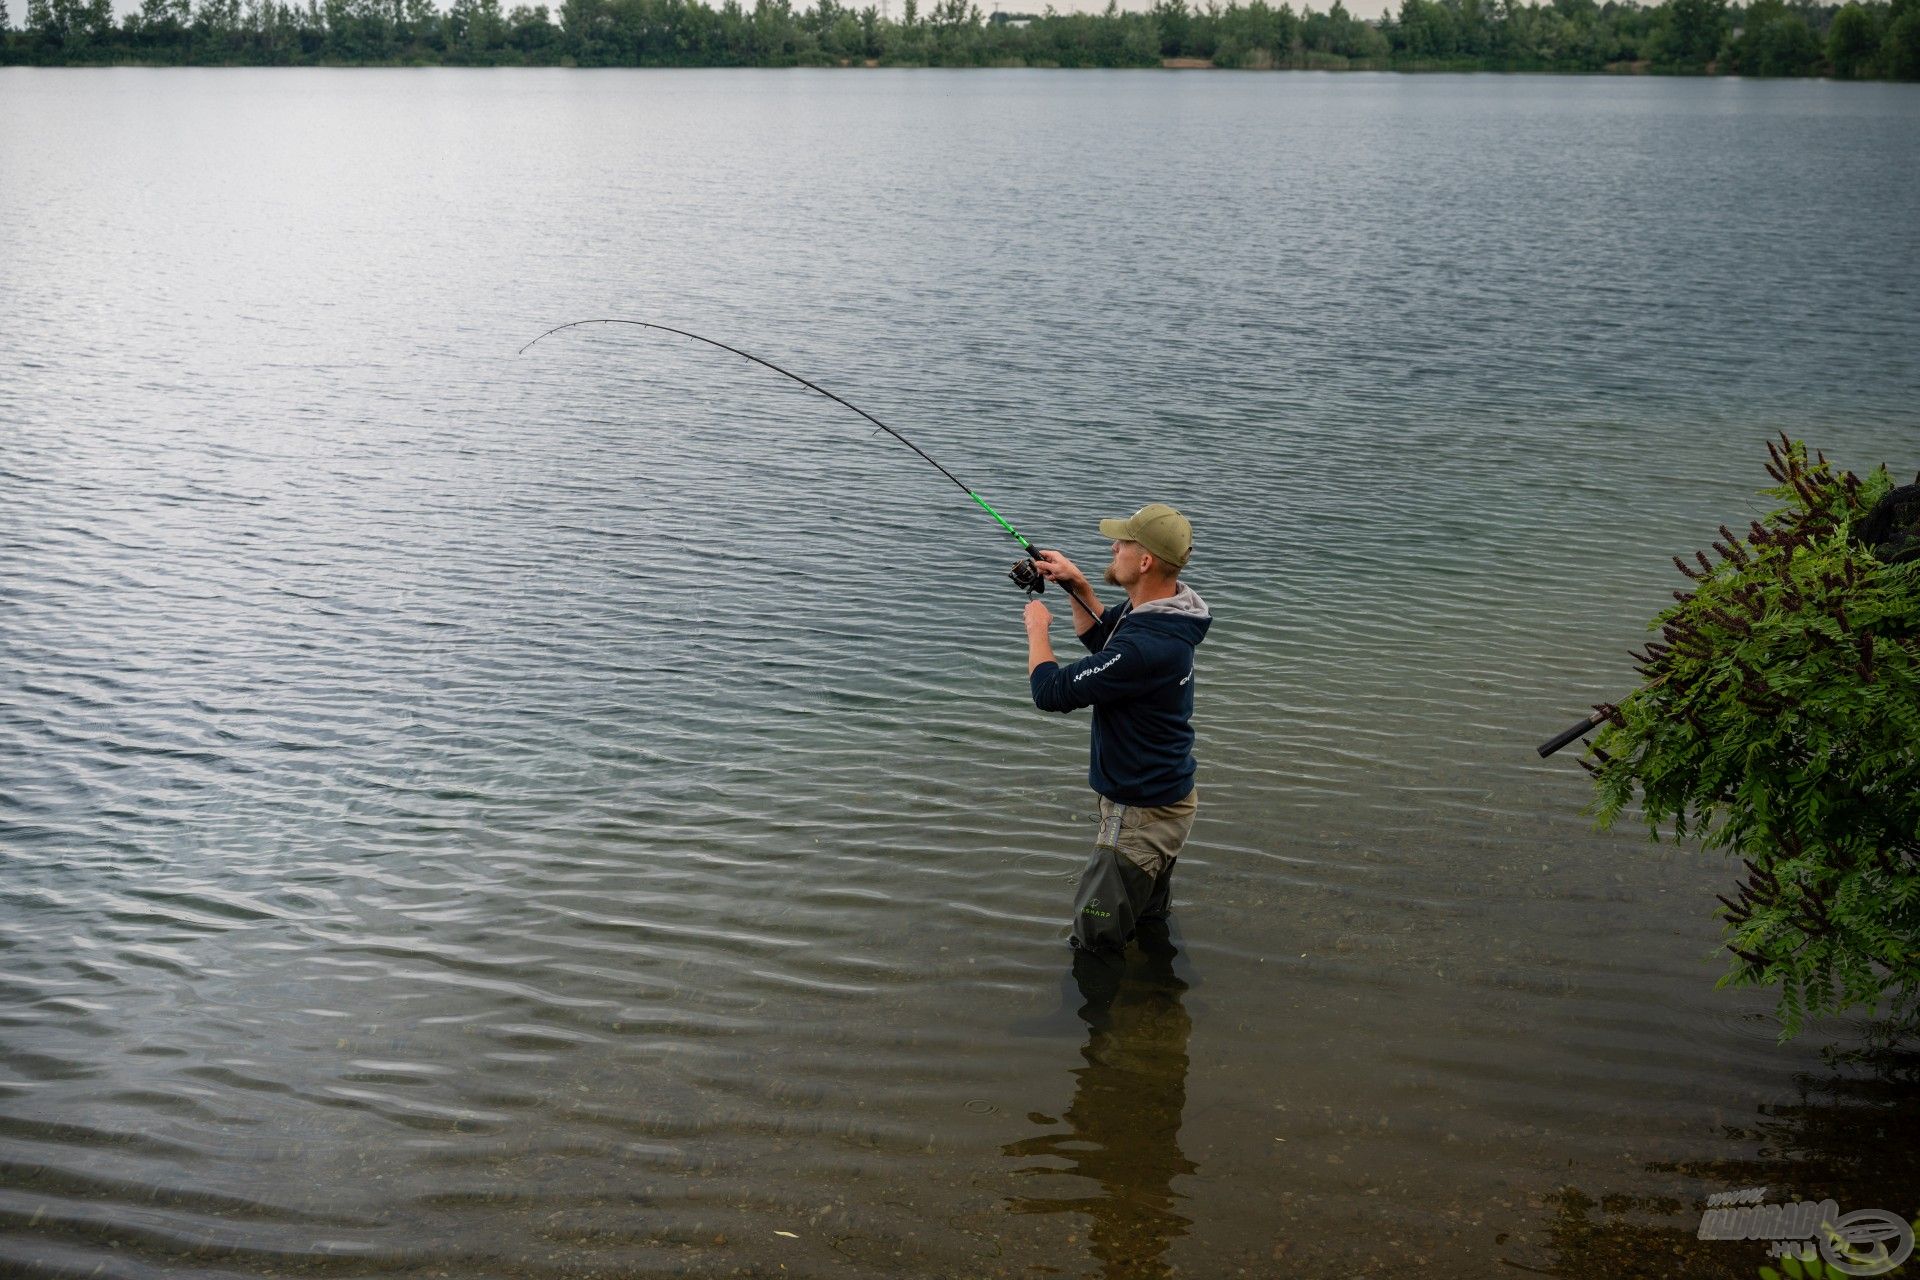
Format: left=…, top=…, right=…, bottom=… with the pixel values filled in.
left=2, top=68, right=1917, bottom=1278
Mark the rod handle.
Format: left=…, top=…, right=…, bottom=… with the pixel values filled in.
left=1023, top=548, right=1105, bottom=623
left=1538, top=711, right=1605, bottom=759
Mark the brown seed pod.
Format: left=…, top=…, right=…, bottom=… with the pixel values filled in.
left=1707, top=608, right=1751, bottom=636
left=1794, top=911, right=1833, bottom=937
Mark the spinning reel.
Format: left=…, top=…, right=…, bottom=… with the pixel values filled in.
left=1010, top=551, right=1105, bottom=623
left=1008, top=557, right=1048, bottom=597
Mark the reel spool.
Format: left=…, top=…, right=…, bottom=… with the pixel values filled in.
left=1008, top=559, right=1047, bottom=597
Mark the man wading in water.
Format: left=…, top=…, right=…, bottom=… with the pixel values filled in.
left=1023, top=504, right=1212, bottom=954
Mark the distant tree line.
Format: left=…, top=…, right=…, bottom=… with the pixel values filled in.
left=2, top=0, right=1916, bottom=77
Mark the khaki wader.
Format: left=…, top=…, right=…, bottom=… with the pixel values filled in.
left=1070, top=788, right=1197, bottom=953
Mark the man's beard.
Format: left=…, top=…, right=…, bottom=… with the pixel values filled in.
left=1104, top=565, right=1125, bottom=586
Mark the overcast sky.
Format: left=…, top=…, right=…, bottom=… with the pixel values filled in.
left=930, top=0, right=1399, bottom=15
left=888, top=0, right=1402, bottom=20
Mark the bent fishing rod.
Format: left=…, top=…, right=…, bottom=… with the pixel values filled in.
left=518, top=318, right=1107, bottom=622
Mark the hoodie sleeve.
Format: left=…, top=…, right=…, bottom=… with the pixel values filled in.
left=1030, top=635, right=1161, bottom=713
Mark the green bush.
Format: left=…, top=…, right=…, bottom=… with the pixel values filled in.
left=1827, top=1, right=1881, bottom=77
left=1588, top=438, right=1920, bottom=1040
left=1888, top=7, right=1920, bottom=77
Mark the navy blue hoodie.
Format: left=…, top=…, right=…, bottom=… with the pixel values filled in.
left=1029, top=583, right=1212, bottom=807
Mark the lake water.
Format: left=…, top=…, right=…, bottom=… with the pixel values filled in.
left=1, top=67, right=1917, bottom=1279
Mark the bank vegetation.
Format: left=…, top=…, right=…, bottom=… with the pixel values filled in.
left=3, top=0, right=1916, bottom=81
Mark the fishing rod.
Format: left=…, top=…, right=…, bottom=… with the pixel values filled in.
left=518, top=318, right=1108, bottom=623
left=1538, top=704, right=1621, bottom=758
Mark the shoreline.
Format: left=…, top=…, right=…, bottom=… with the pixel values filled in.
left=0, top=60, right=1803, bottom=77
left=5, top=0, right=1909, bottom=83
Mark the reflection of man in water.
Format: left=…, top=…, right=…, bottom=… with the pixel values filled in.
left=1004, top=924, right=1196, bottom=1280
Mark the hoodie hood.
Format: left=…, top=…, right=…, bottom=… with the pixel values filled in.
left=1124, top=583, right=1211, bottom=646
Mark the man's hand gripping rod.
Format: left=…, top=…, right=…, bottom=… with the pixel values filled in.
left=1004, top=544, right=1105, bottom=622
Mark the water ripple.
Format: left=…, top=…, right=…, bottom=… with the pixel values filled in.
left=1, top=67, right=1915, bottom=1280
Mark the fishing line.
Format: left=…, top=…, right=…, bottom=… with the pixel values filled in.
left=519, top=318, right=1108, bottom=622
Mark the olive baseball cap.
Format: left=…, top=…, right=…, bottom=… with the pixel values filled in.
left=1098, top=503, right=1192, bottom=568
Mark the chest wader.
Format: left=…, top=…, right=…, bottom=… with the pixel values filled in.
left=1070, top=791, right=1196, bottom=954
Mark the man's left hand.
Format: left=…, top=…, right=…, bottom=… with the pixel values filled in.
left=1024, top=600, right=1053, bottom=634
